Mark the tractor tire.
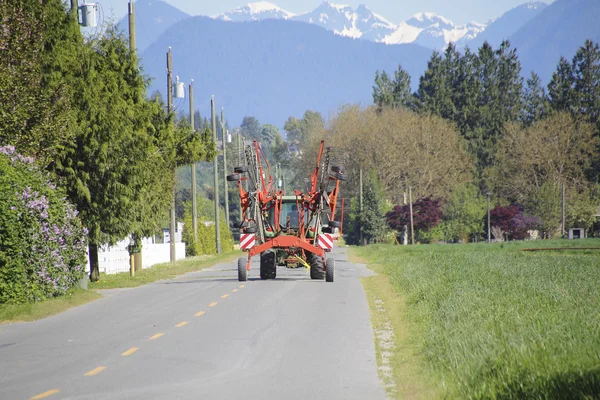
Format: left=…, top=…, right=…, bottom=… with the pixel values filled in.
left=326, top=258, right=335, bottom=282
left=328, top=220, right=341, bottom=228
left=308, top=253, right=325, bottom=280
left=245, top=225, right=258, bottom=234
left=260, top=250, right=277, bottom=279
left=234, top=166, right=249, bottom=173
left=226, top=173, right=241, bottom=182
left=331, top=165, right=345, bottom=173
left=238, top=257, right=248, bottom=282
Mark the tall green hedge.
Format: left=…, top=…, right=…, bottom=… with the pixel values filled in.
left=0, top=147, right=87, bottom=304
left=183, top=198, right=233, bottom=256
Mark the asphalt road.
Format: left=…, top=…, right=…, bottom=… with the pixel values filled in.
left=0, top=247, right=385, bottom=400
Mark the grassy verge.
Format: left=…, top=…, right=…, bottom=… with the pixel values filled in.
left=355, top=250, right=444, bottom=399
left=355, top=239, right=600, bottom=399
left=89, top=251, right=239, bottom=290
left=1, top=251, right=240, bottom=323
left=0, top=289, right=102, bottom=323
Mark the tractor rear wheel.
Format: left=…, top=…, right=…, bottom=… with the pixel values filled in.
left=238, top=257, right=248, bottom=282
left=308, top=253, right=325, bottom=280
left=260, top=250, right=277, bottom=279
left=326, top=258, right=334, bottom=282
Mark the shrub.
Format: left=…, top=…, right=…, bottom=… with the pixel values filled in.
left=0, top=147, right=87, bottom=304
left=182, top=198, right=233, bottom=256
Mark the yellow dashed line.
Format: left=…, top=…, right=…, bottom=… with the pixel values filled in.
left=239, top=285, right=245, bottom=288
left=195, top=311, right=206, bottom=317
left=149, top=333, right=164, bottom=340
left=175, top=321, right=188, bottom=328
left=209, top=302, right=218, bottom=307
left=221, top=294, right=229, bottom=299
left=30, top=389, right=60, bottom=399
left=232, top=289, right=238, bottom=292
left=84, top=366, right=106, bottom=376
left=121, top=347, right=139, bottom=356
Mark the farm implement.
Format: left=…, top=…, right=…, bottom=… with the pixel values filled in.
left=226, top=140, right=345, bottom=282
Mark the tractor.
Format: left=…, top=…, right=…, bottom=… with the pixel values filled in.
left=226, top=139, right=345, bottom=282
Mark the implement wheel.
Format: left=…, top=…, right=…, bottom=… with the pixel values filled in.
left=237, top=257, right=248, bottom=282
left=326, top=258, right=334, bottom=282
left=260, top=250, right=276, bottom=280
left=308, top=253, right=325, bottom=280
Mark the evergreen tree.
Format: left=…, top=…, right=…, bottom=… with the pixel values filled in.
left=240, top=116, right=261, bottom=141
left=417, top=51, right=453, bottom=118
left=372, top=70, right=394, bottom=111
left=0, top=0, right=77, bottom=166
left=548, top=57, right=575, bottom=113
left=572, top=40, right=600, bottom=132
left=521, top=72, right=548, bottom=126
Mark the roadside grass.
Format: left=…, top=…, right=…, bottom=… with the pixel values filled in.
left=1, top=251, right=240, bottom=323
left=356, top=250, right=445, bottom=399
left=355, top=239, right=600, bottom=399
left=0, top=289, right=101, bottom=323
left=89, top=251, right=239, bottom=289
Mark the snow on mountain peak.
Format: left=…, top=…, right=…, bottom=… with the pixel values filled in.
left=407, top=12, right=454, bottom=28
left=216, top=1, right=487, bottom=49
left=246, top=1, right=283, bottom=13
left=217, top=1, right=295, bottom=21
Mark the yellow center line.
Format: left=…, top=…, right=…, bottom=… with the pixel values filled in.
left=84, top=366, right=107, bottom=376
left=121, top=347, right=139, bottom=356
left=239, top=285, right=245, bottom=288
left=232, top=289, right=238, bottom=292
left=175, top=321, right=188, bottom=328
left=209, top=302, right=218, bottom=307
left=195, top=311, right=206, bottom=317
left=221, top=294, right=229, bottom=299
left=149, top=333, right=164, bottom=340
left=30, top=389, right=60, bottom=399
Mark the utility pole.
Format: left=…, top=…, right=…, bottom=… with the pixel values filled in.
left=561, top=183, right=565, bottom=237
left=237, top=132, right=242, bottom=166
left=409, top=186, right=414, bottom=245
left=221, top=109, right=230, bottom=229
left=128, top=1, right=136, bottom=55
left=487, top=192, right=491, bottom=243
left=403, top=190, right=408, bottom=245
left=167, top=48, right=176, bottom=262
left=359, top=168, right=364, bottom=245
left=212, top=97, right=222, bottom=253
left=190, top=81, right=198, bottom=242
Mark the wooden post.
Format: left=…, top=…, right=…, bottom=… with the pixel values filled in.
left=409, top=186, right=414, bottom=245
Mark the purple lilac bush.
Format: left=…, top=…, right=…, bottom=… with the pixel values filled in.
left=0, top=146, right=88, bottom=303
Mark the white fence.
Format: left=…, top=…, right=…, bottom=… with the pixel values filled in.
left=91, top=223, right=186, bottom=275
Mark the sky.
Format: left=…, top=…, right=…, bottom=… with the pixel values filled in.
left=101, top=0, right=555, bottom=26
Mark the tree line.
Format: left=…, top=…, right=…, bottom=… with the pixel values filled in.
left=295, top=39, right=600, bottom=243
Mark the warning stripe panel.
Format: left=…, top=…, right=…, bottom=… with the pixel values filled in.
left=317, top=233, right=334, bottom=249
left=240, top=233, right=256, bottom=250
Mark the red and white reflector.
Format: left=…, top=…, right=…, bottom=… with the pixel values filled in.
left=240, top=233, right=256, bottom=250
left=317, top=233, right=334, bottom=250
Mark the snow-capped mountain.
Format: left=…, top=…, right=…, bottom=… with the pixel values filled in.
left=291, top=2, right=396, bottom=42
left=217, top=1, right=295, bottom=22
left=381, top=13, right=486, bottom=49
left=216, top=1, right=489, bottom=49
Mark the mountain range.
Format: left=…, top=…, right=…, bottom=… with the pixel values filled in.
left=217, top=1, right=490, bottom=49
left=117, top=0, right=600, bottom=128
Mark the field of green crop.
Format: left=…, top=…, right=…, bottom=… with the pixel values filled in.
left=356, top=239, right=600, bottom=399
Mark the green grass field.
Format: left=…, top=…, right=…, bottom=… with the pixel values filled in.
left=356, top=239, right=600, bottom=399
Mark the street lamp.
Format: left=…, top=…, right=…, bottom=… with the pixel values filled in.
left=486, top=192, right=491, bottom=243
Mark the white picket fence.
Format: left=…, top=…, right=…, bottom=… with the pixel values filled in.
left=91, top=223, right=186, bottom=275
